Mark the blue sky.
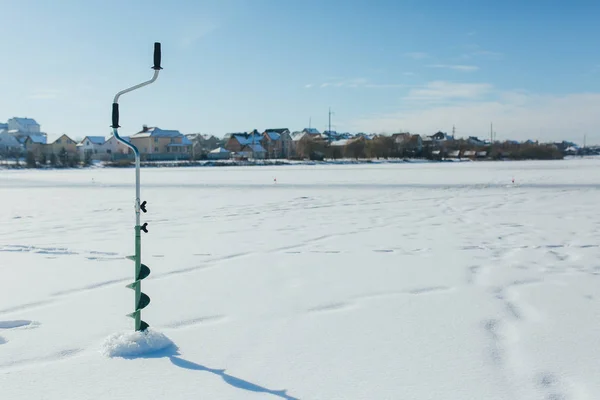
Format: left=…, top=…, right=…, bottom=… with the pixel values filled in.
left=1, top=0, right=599, bottom=143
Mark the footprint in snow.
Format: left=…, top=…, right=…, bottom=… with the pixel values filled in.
left=308, top=302, right=353, bottom=313
left=406, top=286, right=452, bottom=295
left=0, top=320, right=38, bottom=329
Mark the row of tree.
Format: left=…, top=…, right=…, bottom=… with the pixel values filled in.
left=0, top=148, right=90, bottom=168
left=293, top=136, right=564, bottom=161
left=0, top=137, right=567, bottom=168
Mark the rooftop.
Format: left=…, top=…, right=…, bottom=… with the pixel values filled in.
left=10, top=117, right=39, bottom=126
left=84, top=136, right=105, bottom=145
left=131, top=127, right=184, bottom=138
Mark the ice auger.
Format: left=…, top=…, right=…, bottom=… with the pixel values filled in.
left=110, top=42, right=163, bottom=331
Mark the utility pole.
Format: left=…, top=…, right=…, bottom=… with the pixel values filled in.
left=328, top=107, right=333, bottom=134
left=452, top=125, right=456, bottom=138
left=584, top=134, right=587, bottom=148
left=309, top=117, right=311, bottom=129
left=490, top=122, right=493, bottom=143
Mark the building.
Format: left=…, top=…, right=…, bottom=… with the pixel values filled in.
left=7, top=117, right=41, bottom=134
left=128, top=126, right=192, bottom=159
left=47, top=134, right=78, bottom=156
left=430, top=131, right=454, bottom=142
left=186, top=133, right=221, bottom=158
left=261, top=128, right=292, bottom=159
left=208, top=147, right=231, bottom=160
left=302, top=128, right=321, bottom=136
left=224, top=132, right=264, bottom=153
left=239, top=144, right=266, bottom=159
left=103, top=135, right=132, bottom=159
left=392, top=133, right=422, bottom=155
left=22, top=135, right=48, bottom=157
left=0, top=132, right=22, bottom=153
left=77, top=136, right=106, bottom=160
left=468, top=136, right=487, bottom=147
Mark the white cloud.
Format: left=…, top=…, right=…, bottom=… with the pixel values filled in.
left=349, top=88, right=600, bottom=144
left=305, top=84, right=313, bottom=88
left=406, top=81, right=492, bottom=102
left=404, top=52, right=429, bottom=60
left=427, top=64, right=480, bottom=72
left=364, top=84, right=406, bottom=88
left=318, top=78, right=404, bottom=89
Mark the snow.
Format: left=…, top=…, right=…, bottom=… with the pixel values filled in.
left=265, top=131, right=281, bottom=141
left=1, top=158, right=600, bottom=399
left=210, top=147, right=231, bottom=153
left=131, top=127, right=184, bottom=138
left=85, top=136, right=106, bottom=145
left=101, top=329, right=176, bottom=358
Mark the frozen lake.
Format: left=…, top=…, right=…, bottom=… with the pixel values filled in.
left=1, top=159, right=600, bottom=399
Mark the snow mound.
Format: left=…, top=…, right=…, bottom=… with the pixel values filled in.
left=101, top=329, right=175, bottom=358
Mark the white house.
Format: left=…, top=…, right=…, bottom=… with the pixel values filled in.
left=103, top=135, right=132, bottom=158
left=208, top=147, right=231, bottom=160
left=77, top=136, right=106, bottom=159
left=8, top=117, right=41, bottom=134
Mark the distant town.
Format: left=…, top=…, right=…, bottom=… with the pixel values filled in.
left=0, top=117, right=597, bottom=168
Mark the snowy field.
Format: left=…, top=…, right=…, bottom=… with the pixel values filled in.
left=1, top=159, right=600, bottom=399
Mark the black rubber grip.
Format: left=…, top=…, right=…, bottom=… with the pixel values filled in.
left=153, top=42, right=162, bottom=70
left=111, top=103, right=120, bottom=128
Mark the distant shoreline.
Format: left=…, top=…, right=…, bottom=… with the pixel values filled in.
left=1, top=155, right=597, bottom=171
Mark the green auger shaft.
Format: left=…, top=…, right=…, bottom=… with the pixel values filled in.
left=126, top=224, right=151, bottom=331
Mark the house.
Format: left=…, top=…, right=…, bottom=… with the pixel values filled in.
left=262, top=128, right=292, bottom=158
left=186, top=133, right=221, bottom=158
left=564, top=146, right=579, bottom=156
left=0, top=132, right=22, bottom=153
left=392, top=133, right=422, bottom=155
left=406, top=135, right=423, bottom=154
left=462, top=150, right=476, bottom=159
left=208, top=147, right=231, bottom=160
left=47, top=134, right=78, bottom=156
left=239, top=144, right=266, bottom=159
left=224, top=132, right=264, bottom=153
left=22, top=135, right=47, bottom=156
left=430, top=131, right=454, bottom=142
left=262, top=130, right=281, bottom=159
left=291, top=131, right=328, bottom=159
left=77, top=136, right=106, bottom=160
left=128, top=126, right=192, bottom=158
left=302, top=128, right=321, bottom=136
left=8, top=117, right=41, bottom=134
left=467, top=136, right=487, bottom=147
left=166, top=135, right=193, bottom=155
left=103, top=135, right=132, bottom=158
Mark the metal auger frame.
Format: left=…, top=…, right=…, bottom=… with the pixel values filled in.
left=111, top=42, right=163, bottom=331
